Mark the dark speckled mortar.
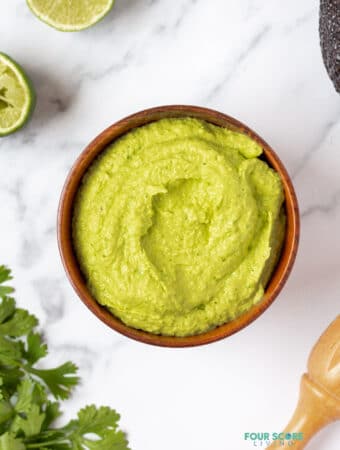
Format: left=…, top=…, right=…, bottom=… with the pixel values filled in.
left=320, top=0, right=340, bottom=93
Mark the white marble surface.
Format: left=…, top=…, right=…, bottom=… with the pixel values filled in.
left=1, top=0, right=339, bottom=448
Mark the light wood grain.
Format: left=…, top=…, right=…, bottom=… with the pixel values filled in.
left=267, top=316, right=340, bottom=449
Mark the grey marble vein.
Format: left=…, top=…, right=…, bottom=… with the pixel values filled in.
left=48, top=343, right=98, bottom=374
left=19, top=236, right=43, bottom=268
left=205, top=25, right=271, bottom=102
left=33, top=277, right=66, bottom=324
left=0, top=179, right=26, bottom=221
left=284, top=8, right=317, bottom=33
left=292, top=110, right=340, bottom=179
left=302, top=187, right=340, bottom=219
left=173, top=0, right=199, bottom=29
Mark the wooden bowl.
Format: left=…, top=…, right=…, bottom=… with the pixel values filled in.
left=58, top=105, right=299, bottom=347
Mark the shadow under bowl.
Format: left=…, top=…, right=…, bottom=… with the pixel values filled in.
left=57, top=105, right=300, bottom=347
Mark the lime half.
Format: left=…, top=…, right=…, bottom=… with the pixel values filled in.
left=27, top=0, right=115, bottom=32
left=0, top=53, right=35, bottom=137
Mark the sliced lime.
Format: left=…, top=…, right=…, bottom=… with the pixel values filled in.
left=0, top=53, right=36, bottom=137
left=27, top=0, right=115, bottom=32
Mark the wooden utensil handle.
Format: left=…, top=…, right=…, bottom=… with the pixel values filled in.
left=266, top=374, right=340, bottom=449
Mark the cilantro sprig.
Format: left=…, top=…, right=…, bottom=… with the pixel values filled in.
left=0, top=266, right=130, bottom=450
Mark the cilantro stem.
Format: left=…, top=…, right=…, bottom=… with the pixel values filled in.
left=26, top=439, right=68, bottom=448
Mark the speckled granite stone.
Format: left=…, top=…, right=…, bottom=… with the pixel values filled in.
left=320, top=0, right=340, bottom=92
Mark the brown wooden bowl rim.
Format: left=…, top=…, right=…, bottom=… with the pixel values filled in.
left=57, top=105, right=300, bottom=347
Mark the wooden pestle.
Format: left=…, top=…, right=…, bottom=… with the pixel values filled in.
left=267, top=316, right=340, bottom=449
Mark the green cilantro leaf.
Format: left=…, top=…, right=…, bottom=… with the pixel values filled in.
left=0, top=433, right=25, bottom=450
left=0, top=400, right=13, bottom=426
left=0, top=267, right=12, bottom=285
left=0, top=286, right=14, bottom=298
left=66, top=405, right=121, bottom=434
left=0, top=309, right=38, bottom=338
left=0, top=336, right=22, bottom=366
left=0, top=367, right=24, bottom=399
left=15, top=378, right=35, bottom=412
left=25, top=333, right=48, bottom=365
left=63, top=406, right=129, bottom=450
left=0, top=266, right=130, bottom=450
left=86, top=430, right=130, bottom=450
left=11, top=404, right=45, bottom=437
left=0, top=266, right=14, bottom=300
left=0, top=297, right=15, bottom=324
left=42, top=401, right=62, bottom=430
left=29, top=362, right=79, bottom=400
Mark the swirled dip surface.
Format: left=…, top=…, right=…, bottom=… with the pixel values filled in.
left=73, top=118, right=286, bottom=336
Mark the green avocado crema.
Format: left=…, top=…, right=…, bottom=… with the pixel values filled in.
left=73, top=118, right=286, bottom=337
